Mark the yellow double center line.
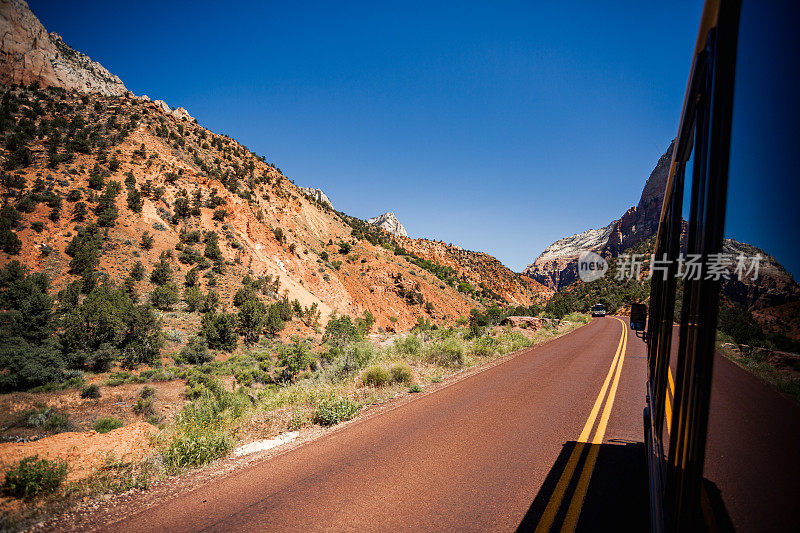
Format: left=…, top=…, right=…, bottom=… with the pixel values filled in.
left=535, top=317, right=628, bottom=533
left=665, top=368, right=675, bottom=435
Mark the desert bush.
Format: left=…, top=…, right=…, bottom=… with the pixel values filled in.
left=0, top=229, right=21, bottom=254
left=88, top=342, right=120, bottom=372
left=425, top=336, right=466, bottom=367
left=471, top=336, right=497, bottom=357
left=276, top=338, right=314, bottom=381
left=61, top=284, right=162, bottom=370
left=201, top=311, right=238, bottom=351
left=179, top=335, right=212, bottom=365
left=72, top=201, right=87, bottom=221
left=140, top=231, right=154, bottom=250
left=134, top=396, right=154, bottom=415
left=497, top=331, right=533, bottom=354
left=237, top=299, right=267, bottom=345
left=150, top=252, right=173, bottom=285
left=408, top=383, right=423, bottom=393
left=394, top=334, right=422, bottom=356
left=80, top=384, right=101, bottom=399
left=0, top=204, right=21, bottom=231
left=312, top=395, right=361, bottom=426
left=261, top=304, right=284, bottom=338
left=127, top=187, right=143, bottom=213
left=184, top=267, right=199, bottom=287
left=323, top=313, right=361, bottom=350
left=362, top=365, right=389, bottom=387
left=130, top=261, right=145, bottom=281
left=2, top=456, right=68, bottom=500
left=93, top=416, right=123, bottom=433
left=184, top=285, right=203, bottom=312
left=389, top=362, right=414, bottom=384
left=202, top=290, right=220, bottom=313
left=163, top=389, right=248, bottom=469
left=204, top=231, right=222, bottom=260
left=150, top=283, right=179, bottom=311
left=562, top=312, right=590, bottom=325
left=22, top=406, right=70, bottom=432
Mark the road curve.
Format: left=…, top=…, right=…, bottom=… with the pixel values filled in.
left=98, top=318, right=649, bottom=532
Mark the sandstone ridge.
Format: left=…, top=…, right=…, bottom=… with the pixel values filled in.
left=0, top=0, right=127, bottom=95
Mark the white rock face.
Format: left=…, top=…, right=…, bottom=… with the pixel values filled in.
left=150, top=99, right=195, bottom=122
left=522, top=221, right=617, bottom=289
left=300, top=187, right=333, bottom=209
left=0, top=0, right=127, bottom=95
left=153, top=99, right=171, bottom=114
left=528, top=221, right=617, bottom=266
left=368, top=212, right=407, bottom=237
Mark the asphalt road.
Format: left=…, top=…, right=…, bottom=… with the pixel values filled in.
left=102, top=317, right=650, bottom=532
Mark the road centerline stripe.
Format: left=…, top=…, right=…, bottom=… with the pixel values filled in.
left=562, top=321, right=628, bottom=531
left=533, top=318, right=627, bottom=533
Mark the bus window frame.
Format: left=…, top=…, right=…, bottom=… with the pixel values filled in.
left=644, top=1, right=742, bottom=531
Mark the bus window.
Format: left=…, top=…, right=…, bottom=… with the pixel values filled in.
left=702, top=1, right=800, bottom=530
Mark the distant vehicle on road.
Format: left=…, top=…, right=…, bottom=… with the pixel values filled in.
left=591, top=304, right=606, bottom=317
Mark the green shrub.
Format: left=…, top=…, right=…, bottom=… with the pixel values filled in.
left=21, top=407, right=71, bottom=432
left=394, top=334, right=422, bottom=356
left=150, top=252, right=173, bottom=285
left=426, top=337, right=465, bottom=367
left=312, top=396, right=361, bottom=426
left=0, top=229, right=22, bottom=254
left=133, top=396, right=154, bottom=415
left=183, top=285, right=203, bottom=312
left=80, top=384, right=101, bottom=399
left=61, top=284, right=161, bottom=370
left=237, top=299, right=267, bottom=344
left=93, top=416, right=124, bottom=433
left=184, top=372, right=224, bottom=400
left=2, top=456, right=68, bottom=500
left=163, top=390, right=248, bottom=469
left=204, top=231, right=222, bottom=260
left=88, top=343, right=119, bottom=372
left=389, top=363, right=414, bottom=384
left=127, top=187, right=143, bottom=213
left=164, top=425, right=233, bottom=470
left=362, top=365, right=390, bottom=387
left=150, top=282, right=179, bottom=310
left=201, top=312, right=238, bottom=351
left=323, top=313, right=361, bottom=349
left=276, top=338, right=314, bottom=381
left=180, top=335, right=212, bottom=365
left=497, top=331, right=532, bottom=354
left=140, top=231, right=154, bottom=250
left=104, top=371, right=142, bottom=386
left=562, top=312, right=590, bottom=325
left=408, top=383, right=423, bottom=393
left=471, top=336, right=497, bottom=357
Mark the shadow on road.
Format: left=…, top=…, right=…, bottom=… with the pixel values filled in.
left=516, top=440, right=648, bottom=532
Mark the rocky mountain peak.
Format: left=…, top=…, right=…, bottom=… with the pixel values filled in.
left=368, top=212, right=407, bottom=237
left=300, top=187, right=333, bottom=209
left=523, top=140, right=675, bottom=289
left=0, top=0, right=128, bottom=95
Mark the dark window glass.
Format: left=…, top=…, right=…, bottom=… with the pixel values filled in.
left=703, top=1, right=800, bottom=530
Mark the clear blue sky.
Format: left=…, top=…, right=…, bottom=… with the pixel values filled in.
left=30, top=0, right=703, bottom=271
